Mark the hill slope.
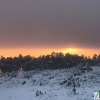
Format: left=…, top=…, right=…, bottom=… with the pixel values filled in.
left=0, top=66, right=100, bottom=100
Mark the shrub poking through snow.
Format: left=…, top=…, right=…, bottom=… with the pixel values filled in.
left=73, top=87, right=76, bottom=94
left=22, top=81, right=26, bottom=85
left=36, top=90, right=43, bottom=96
left=60, top=80, right=67, bottom=85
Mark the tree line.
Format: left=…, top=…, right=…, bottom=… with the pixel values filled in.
left=0, top=52, right=100, bottom=73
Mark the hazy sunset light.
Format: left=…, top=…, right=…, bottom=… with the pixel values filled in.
left=61, top=48, right=100, bottom=58
left=61, top=48, right=79, bottom=54
left=0, top=47, right=100, bottom=58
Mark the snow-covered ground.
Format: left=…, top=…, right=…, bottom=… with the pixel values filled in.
left=0, top=66, right=100, bottom=100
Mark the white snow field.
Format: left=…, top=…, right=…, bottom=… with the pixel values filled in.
left=0, top=66, right=100, bottom=100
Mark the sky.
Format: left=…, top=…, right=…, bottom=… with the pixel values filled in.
left=0, top=0, right=100, bottom=57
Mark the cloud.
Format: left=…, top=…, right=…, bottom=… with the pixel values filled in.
left=0, top=0, right=100, bottom=49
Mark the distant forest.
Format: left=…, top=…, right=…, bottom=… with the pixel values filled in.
left=0, top=52, right=100, bottom=73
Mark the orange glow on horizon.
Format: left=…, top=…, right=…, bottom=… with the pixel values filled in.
left=0, top=47, right=100, bottom=58
left=61, top=48, right=100, bottom=57
left=0, top=48, right=60, bottom=58
left=61, top=48, right=79, bottom=54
